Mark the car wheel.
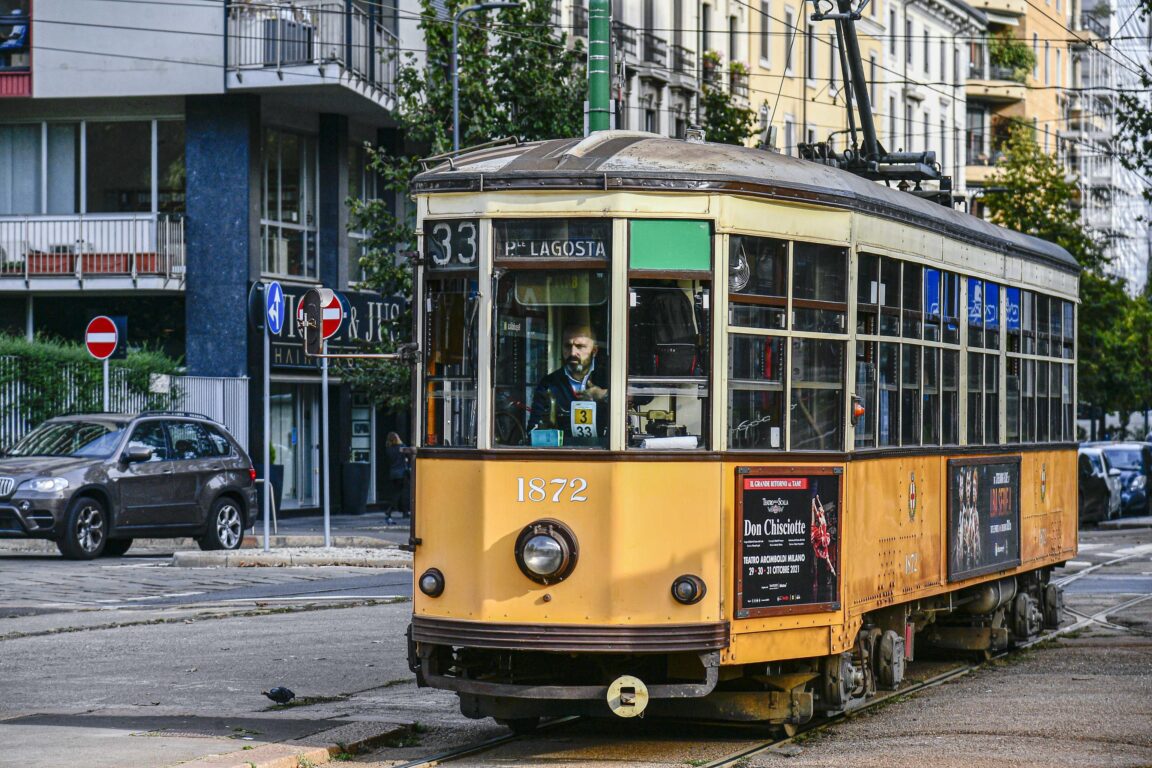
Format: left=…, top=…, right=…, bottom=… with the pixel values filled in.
left=198, top=498, right=245, bottom=551
left=56, top=496, right=108, bottom=560
left=103, top=538, right=134, bottom=557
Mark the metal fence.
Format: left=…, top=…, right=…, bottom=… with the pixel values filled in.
left=0, top=358, right=248, bottom=450
left=0, top=214, right=185, bottom=281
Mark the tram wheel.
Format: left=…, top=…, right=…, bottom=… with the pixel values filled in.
left=497, top=717, right=540, bottom=734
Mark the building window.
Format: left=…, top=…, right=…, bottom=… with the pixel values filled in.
left=924, top=27, right=930, bottom=74
left=785, top=9, right=795, bottom=73
left=729, top=15, right=738, bottom=63
left=1033, top=34, right=1039, bottom=78
left=1044, top=41, right=1050, bottom=84
left=760, top=1, right=770, bottom=61
left=906, top=19, right=913, bottom=65
left=890, top=9, right=897, bottom=53
left=806, top=23, right=816, bottom=80
left=889, top=96, right=897, bottom=148
left=261, top=129, right=318, bottom=278
left=870, top=55, right=877, bottom=105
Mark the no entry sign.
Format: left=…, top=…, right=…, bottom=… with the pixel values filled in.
left=321, top=293, right=343, bottom=339
left=85, top=316, right=119, bottom=360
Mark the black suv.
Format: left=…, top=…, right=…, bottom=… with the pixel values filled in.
left=0, top=412, right=258, bottom=559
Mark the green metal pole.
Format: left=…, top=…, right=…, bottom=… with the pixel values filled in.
left=587, top=0, right=611, bottom=133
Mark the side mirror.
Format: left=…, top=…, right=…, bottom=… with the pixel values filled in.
left=121, top=445, right=154, bottom=464
left=1108, top=467, right=1122, bottom=478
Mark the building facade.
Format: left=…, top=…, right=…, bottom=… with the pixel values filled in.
left=0, top=0, right=410, bottom=512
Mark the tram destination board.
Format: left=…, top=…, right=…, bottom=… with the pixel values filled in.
left=736, top=466, right=841, bottom=618
left=947, top=457, right=1021, bottom=581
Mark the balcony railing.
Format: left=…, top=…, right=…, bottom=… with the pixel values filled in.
left=641, top=32, right=667, bottom=67
left=0, top=214, right=185, bottom=282
left=970, top=60, right=1027, bottom=83
left=1077, top=13, right=1108, bottom=39
left=227, top=2, right=398, bottom=100
left=572, top=3, right=588, bottom=38
left=612, top=20, right=637, bottom=58
left=670, top=45, right=695, bottom=74
left=731, top=70, right=749, bottom=97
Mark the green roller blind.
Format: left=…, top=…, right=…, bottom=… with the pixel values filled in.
left=629, top=219, right=711, bottom=271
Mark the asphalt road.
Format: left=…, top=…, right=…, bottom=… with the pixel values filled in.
left=0, top=526, right=1149, bottom=768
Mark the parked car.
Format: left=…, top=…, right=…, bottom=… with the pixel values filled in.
left=1084, top=441, right=1152, bottom=516
left=0, top=412, right=258, bottom=559
left=1077, top=446, right=1122, bottom=523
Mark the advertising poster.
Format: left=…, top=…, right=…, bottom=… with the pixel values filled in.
left=948, top=457, right=1021, bottom=581
left=736, top=467, right=841, bottom=617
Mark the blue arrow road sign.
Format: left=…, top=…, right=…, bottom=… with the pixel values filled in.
left=265, top=281, right=285, bottom=335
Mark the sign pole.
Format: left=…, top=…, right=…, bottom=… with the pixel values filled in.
left=263, top=310, right=271, bottom=553
left=321, top=339, right=331, bottom=547
left=102, top=358, right=109, bottom=412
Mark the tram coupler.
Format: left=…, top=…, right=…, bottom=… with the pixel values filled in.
left=607, top=675, right=649, bottom=718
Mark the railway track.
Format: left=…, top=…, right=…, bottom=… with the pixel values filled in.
left=376, top=555, right=1150, bottom=768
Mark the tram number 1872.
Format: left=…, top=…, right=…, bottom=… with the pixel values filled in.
left=516, top=477, right=589, bottom=503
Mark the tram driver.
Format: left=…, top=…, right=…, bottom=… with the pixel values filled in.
left=527, top=323, right=609, bottom=447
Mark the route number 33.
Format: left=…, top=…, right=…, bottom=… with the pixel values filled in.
left=517, top=477, right=588, bottom=503
left=425, top=219, right=478, bottom=268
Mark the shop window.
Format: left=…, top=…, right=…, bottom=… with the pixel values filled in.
left=422, top=219, right=480, bottom=448
left=790, top=338, right=844, bottom=450
left=729, top=235, right=787, bottom=329
left=491, top=219, right=612, bottom=449
left=728, top=335, right=786, bottom=449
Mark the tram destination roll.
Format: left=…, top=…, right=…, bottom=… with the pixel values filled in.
left=737, top=467, right=842, bottom=617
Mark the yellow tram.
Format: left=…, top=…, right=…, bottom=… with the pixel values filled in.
left=405, top=131, right=1077, bottom=729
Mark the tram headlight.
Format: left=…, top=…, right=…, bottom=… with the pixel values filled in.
left=515, top=519, right=578, bottom=585
left=418, top=568, right=445, bottom=597
left=671, top=574, right=707, bottom=605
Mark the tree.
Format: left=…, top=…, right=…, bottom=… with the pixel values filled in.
left=699, top=54, right=757, bottom=145
left=339, top=0, right=586, bottom=407
left=1115, top=0, right=1152, bottom=206
left=980, top=120, right=1134, bottom=432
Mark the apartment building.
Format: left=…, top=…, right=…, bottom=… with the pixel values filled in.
left=0, top=0, right=410, bottom=512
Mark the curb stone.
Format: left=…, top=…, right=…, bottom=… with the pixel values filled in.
left=172, top=721, right=410, bottom=768
left=171, top=548, right=413, bottom=569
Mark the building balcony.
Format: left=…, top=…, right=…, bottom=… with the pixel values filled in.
left=967, top=0, right=1026, bottom=17
left=966, top=69, right=1026, bottom=104
left=226, top=1, right=399, bottom=112
left=965, top=163, right=1001, bottom=187
left=612, top=20, right=637, bottom=59
left=1072, top=14, right=1108, bottom=45
left=0, top=213, right=185, bottom=290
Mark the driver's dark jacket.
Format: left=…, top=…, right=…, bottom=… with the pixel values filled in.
left=528, top=361, right=609, bottom=439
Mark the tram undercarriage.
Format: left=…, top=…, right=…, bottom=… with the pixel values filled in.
left=409, top=568, right=1064, bottom=726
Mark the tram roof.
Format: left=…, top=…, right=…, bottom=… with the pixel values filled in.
left=412, top=131, right=1079, bottom=274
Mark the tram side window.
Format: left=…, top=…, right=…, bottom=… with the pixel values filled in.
left=627, top=279, right=710, bottom=449
left=923, top=347, right=940, bottom=445
left=729, top=335, right=786, bottom=449
left=879, top=257, right=901, bottom=336
left=901, top=343, right=921, bottom=445
left=942, top=271, right=960, bottom=344
left=967, top=277, right=985, bottom=348
left=1061, top=363, right=1074, bottom=440
left=968, top=351, right=983, bottom=444
left=1062, top=301, right=1075, bottom=360
left=942, top=350, right=959, bottom=444
left=729, top=235, right=787, bottom=329
left=856, top=253, right=879, bottom=336
left=902, top=263, right=922, bottom=339
left=854, top=340, right=877, bottom=448
left=423, top=277, right=479, bottom=447
left=1022, top=358, right=1036, bottom=442
left=878, top=341, right=899, bottom=446
left=792, top=243, right=848, bottom=333
left=924, top=267, right=941, bottom=341
left=985, top=354, right=1000, bottom=443
left=791, top=338, right=845, bottom=451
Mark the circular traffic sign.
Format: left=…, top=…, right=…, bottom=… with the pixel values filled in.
left=321, top=292, right=343, bottom=339
left=265, top=281, right=285, bottom=336
left=85, top=316, right=119, bottom=360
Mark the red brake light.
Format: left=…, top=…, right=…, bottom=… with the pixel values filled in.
left=249, top=467, right=257, bottom=482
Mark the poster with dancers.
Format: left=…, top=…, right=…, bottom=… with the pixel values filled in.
left=947, top=457, right=1021, bottom=581
left=736, top=467, right=841, bottom=617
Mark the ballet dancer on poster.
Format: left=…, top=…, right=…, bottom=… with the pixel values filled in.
left=812, top=493, right=837, bottom=602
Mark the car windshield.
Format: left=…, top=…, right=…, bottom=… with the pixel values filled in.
left=7, top=421, right=126, bottom=458
left=1102, top=447, right=1143, bottom=471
